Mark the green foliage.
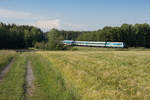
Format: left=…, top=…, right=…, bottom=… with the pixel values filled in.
left=34, top=29, right=72, bottom=50
left=34, top=41, right=47, bottom=50
left=46, top=29, right=65, bottom=50
left=60, top=30, right=83, bottom=40
left=1, top=22, right=150, bottom=49
left=0, top=22, right=43, bottom=49
left=75, top=23, right=150, bottom=48
left=77, top=31, right=97, bottom=41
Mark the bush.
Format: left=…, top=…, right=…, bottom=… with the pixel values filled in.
left=34, top=42, right=47, bottom=50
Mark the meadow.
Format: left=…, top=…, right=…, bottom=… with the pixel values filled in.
left=0, top=48, right=150, bottom=100
left=37, top=48, right=150, bottom=100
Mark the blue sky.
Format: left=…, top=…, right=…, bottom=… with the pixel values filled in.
left=0, top=0, right=150, bottom=31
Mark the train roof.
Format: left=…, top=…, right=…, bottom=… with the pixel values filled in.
left=63, top=40, right=124, bottom=43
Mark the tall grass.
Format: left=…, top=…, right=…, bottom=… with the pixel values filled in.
left=38, top=49, right=150, bottom=100
left=0, top=53, right=27, bottom=100
left=0, top=50, right=16, bottom=72
left=28, top=53, right=81, bottom=100
left=74, top=46, right=150, bottom=51
left=0, top=49, right=149, bottom=100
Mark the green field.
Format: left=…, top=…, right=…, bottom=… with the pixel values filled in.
left=0, top=48, right=150, bottom=100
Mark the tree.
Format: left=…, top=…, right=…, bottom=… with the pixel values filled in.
left=47, top=29, right=64, bottom=50
left=1, top=22, right=150, bottom=49
left=0, top=22, right=44, bottom=49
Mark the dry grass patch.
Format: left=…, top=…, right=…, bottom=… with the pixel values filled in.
left=37, top=50, right=150, bottom=100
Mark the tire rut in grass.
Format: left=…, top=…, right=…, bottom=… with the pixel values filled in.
left=25, top=61, right=35, bottom=100
left=0, top=58, right=14, bottom=81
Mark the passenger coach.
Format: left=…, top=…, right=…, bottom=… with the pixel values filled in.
left=63, top=40, right=126, bottom=48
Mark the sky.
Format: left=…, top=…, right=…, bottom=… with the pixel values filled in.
left=0, top=0, right=150, bottom=31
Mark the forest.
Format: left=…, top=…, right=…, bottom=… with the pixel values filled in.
left=0, top=22, right=150, bottom=49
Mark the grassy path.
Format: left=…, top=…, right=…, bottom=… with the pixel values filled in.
left=0, top=54, right=27, bottom=100
left=29, top=53, right=81, bottom=100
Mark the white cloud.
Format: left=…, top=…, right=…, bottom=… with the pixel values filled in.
left=0, top=9, right=94, bottom=31
left=33, top=19, right=60, bottom=31
left=0, top=9, right=35, bottom=19
left=0, top=9, right=61, bottom=31
left=61, top=23, right=95, bottom=31
left=65, top=23, right=85, bottom=28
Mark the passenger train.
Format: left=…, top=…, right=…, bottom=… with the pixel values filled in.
left=63, top=40, right=126, bottom=48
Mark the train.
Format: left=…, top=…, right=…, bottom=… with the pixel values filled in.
left=63, top=40, right=126, bottom=48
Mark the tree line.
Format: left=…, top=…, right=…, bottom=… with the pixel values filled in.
left=0, top=23, right=44, bottom=49
left=0, top=22, right=150, bottom=49
left=59, top=23, right=150, bottom=48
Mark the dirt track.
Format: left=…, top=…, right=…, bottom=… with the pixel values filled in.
left=0, top=58, right=14, bottom=81
left=25, top=61, right=35, bottom=100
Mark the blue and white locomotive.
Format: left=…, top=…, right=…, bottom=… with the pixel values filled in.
left=63, top=40, right=125, bottom=48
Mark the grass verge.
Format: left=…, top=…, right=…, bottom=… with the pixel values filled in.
left=0, top=50, right=16, bottom=72
left=0, top=53, right=27, bottom=100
